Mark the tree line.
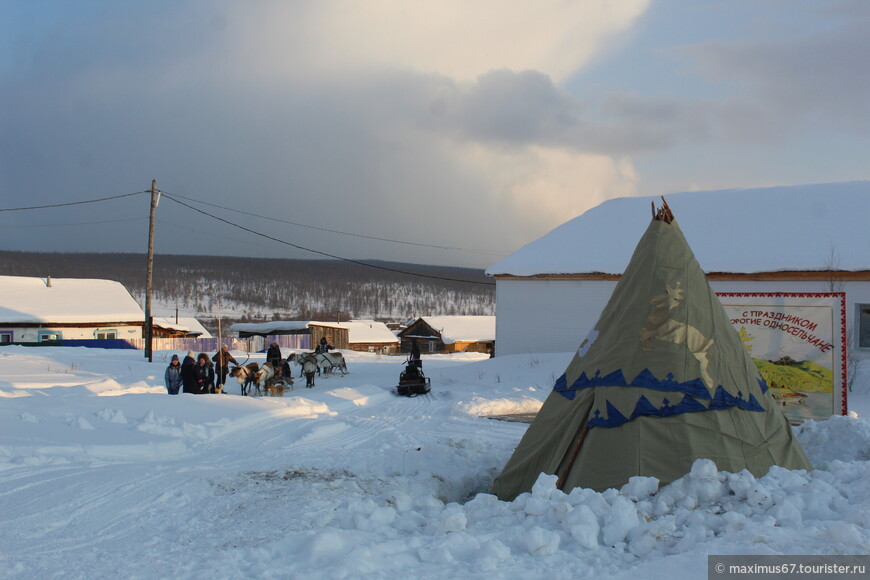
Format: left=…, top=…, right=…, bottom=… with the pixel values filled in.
left=0, top=251, right=495, bottom=329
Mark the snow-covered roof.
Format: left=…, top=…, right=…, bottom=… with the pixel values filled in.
left=487, top=181, right=870, bottom=277
left=334, top=320, right=399, bottom=344
left=0, top=275, right=144, bottom=324
left=177, top=317, right=212, bottom=338
left=415, top=316, right=496, bottom=344
left=230, top=320, right=345, bottom=335
left=153, top=317, right=212, bottom=337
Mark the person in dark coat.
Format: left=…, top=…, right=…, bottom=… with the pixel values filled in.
left=164, top=354, right=183, bottom=395
left=181, top=351, right=197, bottom=394
left=266, top=342, right=282, bottom=367
left=212, top=345, right=238, bottom=393
left=193, top=352, right=215, bottom=394
left=409, top=338, right=422, bottom=372
left=314, top=337, right=333, bottom=354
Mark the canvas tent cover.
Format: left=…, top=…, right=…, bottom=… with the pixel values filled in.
left=492, top=212, right=811, bottom=499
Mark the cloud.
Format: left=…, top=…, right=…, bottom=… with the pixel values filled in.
left=224, top=0, right=649, bottom=81
left=679, top=1, right=870, bottom=139
left=0, top=1, right=656, bottom=267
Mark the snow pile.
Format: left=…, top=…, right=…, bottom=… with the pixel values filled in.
left=1, top=346, right=868, bottom=579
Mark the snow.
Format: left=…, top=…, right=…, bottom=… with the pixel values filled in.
left=416, top=316, right=496, bottom=344
left=0, top=275, right=144, bottom=323
left=2, top=346, right=869, bottom=579
left=486, top=181, right=870, bottom=277
left=334, top=320, right=400, bottom=344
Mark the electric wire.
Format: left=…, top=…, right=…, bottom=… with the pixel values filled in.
left=1, top=217, right=146, bottom=229
left=161, top=193, right=495, bottom=286
left=0, top=190, right=148, bottom=212
left=162, top=190, right=507, bottom=257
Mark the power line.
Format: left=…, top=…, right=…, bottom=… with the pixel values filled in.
left=1, top=217, right=146, bottom=229
left=0, top=190, right=148, bottom=212
left=161, top=193, right=495, bottom=286
left=163, top=190, right=507, bottom=257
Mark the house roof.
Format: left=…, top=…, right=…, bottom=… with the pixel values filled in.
left=486, top=181, right=870, bottom=277
left=334, top=320, right=399, bottom=344
left=412, top=316, right=496, bottom=344
left=229, top=320, right=345, bottom=335
left=0, top=275, right=144, bottom=324
left=153, top=317, right=212, bottom=337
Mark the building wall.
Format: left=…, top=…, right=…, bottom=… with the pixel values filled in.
left=494, top=279, right=617, bottom=356
left=0, top=324, right=143, bottom=343
left=450, top=340, right=494, bottom=354
left=348, top=342, right=398, bottom=353
left=494, top=278, right=870, bottom=359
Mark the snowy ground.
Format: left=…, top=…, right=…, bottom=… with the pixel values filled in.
left=1, top=347, right=869, bottom=579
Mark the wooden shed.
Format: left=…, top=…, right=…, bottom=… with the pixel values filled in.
left=398, top=316, right=495, bottom=354
left=230, top=320, right=349, bottom=350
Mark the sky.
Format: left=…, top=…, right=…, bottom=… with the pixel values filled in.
left=1, top=0, right=867, bottom=268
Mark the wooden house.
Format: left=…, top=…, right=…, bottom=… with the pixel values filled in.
left=334, top=320, right=399, bottom=353
left=398, top=316, right=495, bottom=354
left=230, top=320, right=349, bottom=350
left=0, top=275, right=145, bottom=344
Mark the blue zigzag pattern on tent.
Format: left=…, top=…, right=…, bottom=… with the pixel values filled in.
left=552, top=368, right=768, bottom=428
left=586, top=390, right=765, bottom=429
left=553, top=368, right=710, bottom=400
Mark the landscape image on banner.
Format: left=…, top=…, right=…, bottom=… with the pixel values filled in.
left=722, top=300, right=836, bottom=422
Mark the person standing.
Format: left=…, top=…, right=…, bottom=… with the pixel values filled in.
left=266, top=342, right=282, bottom=367
left=193, top=352, right=215, bottom=394
left=314, top=337, right=333, bottom=354
left=409, top=338, right=422, bottom=372
left=181, top=351, right=197, bottom=394
left=212, top=345, right=238, bottom=394
left=164, top=354, right=183, bottom=395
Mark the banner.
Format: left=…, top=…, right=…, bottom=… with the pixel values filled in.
left=718, top=292, right=847, bottom=422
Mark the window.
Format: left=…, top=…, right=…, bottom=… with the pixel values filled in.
left=428, top=340, right=438, bottom=353
left=38, top=331, right=61, bottom=342
left=95, top=329, right=118, bottom=340
left=859, top=305, right=870, bottom=348
left=0, top=332, right=11, bottom=343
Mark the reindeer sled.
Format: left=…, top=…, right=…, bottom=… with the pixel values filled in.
left=230, top=359, right=294, bottom=396
left=396, top=358, right=430, bottom=397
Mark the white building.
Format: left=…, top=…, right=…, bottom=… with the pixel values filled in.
left=486, top=181, right=870, bottom=357
left=0, top=275, right=145, bottom=343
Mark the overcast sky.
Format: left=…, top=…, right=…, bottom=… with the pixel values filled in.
left=1, top=0, right=867, bottom=268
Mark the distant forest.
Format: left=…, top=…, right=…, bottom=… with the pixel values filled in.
left=0, top=251, right=495, bottom=331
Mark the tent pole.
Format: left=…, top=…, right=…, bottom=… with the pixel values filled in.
left=556, top=423, right=589, bottom=490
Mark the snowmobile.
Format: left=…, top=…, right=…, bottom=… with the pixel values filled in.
left=396, top=358, right=430, bottom=396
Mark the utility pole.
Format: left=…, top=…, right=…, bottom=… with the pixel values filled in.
left=145, top=179, right=159, bottom=362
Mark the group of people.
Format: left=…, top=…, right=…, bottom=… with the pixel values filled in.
left=166, top=339, right=336, bottom=395
left=164, top=345, right=238, bottom=395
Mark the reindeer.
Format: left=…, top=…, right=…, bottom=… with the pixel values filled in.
left=230, top=362, right=260, bottom=396
left=639, top=281, right=715, bottom=389
left=301, top=356, right=318, bottom=388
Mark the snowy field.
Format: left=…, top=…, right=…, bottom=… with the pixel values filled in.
left=1, top=347, right=869, bottom=579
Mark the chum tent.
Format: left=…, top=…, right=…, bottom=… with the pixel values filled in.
left=492, top=201, right=812, bottom=499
